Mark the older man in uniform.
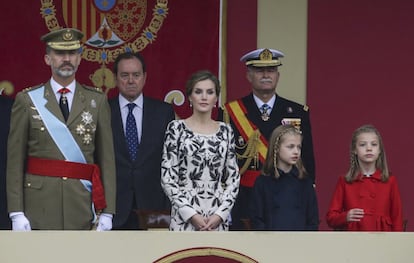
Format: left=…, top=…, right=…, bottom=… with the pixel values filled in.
left=221, top=48, right=316, bottom=230
left=7, top=28, right=116, bottom=230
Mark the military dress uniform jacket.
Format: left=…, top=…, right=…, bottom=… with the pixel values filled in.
left=221, top=93, right=316, bottom=229
left=7, top=81, right=116, bottom=230
left=223, top=93, right=315, bottom=182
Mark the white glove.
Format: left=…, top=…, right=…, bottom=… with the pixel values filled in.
left=10, top=212, right=31, bottom=231
left=96, top=213, right=113, bottom=231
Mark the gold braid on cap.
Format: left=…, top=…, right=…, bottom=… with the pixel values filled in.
left=48, top=41, right=81, bottom=50
left=245, top=49, right=282, bottom=67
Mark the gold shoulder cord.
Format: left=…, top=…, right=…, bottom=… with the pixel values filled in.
left=236, top=130, right=260, bottom=174
left=223, top=106, right=260, bottom=173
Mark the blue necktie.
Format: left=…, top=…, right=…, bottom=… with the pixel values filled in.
left=126, top=103, right=139, bottom=161
left=260, top=104, right=271, bottom=121
left=260, top=104, right=270, bottom=115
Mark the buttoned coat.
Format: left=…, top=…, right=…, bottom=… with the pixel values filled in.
left=326, top=172, right=403, bottom=231
left=250, top=168, right=319, bottom=231
left=109, top=96, right=175, bottom=228
left=7, top=81, right=116, bottom=230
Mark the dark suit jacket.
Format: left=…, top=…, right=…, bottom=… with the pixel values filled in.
left=109, top=96, right=175, bottom=227
left=0, top=96, right=13, bottom=229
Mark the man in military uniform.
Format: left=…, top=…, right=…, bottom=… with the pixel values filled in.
left=221, top=48, right=315, bottom=230
left=7, top=28, right=116, bottom=230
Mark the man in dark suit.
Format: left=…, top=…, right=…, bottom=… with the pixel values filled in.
left=109, top=52, right=175, bottom=230
left=0, top=95, right=13, bottom=229
left=6, top=28, right=116, bottom=230
left=221, top=48, right=316, bottom=230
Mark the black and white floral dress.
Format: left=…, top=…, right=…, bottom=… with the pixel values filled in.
left=161, top=120, right=240, bottom=231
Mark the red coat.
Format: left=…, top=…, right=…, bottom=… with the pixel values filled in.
left=326, top=170, right=403, bottom=231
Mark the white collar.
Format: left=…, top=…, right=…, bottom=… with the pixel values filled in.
left=253, top=94, right=276, bottom=109
left=119, top=94, right=143, bottom=109
left=50, top=77, right=76, bottom=94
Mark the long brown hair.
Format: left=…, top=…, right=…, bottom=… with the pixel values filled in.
left=345, top=124, right=390, bottom=182
left=262, top=124, right=306, bottom=179
left=185, top=70, right=221, bottom=97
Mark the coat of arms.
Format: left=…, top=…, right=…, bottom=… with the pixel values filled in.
left=40, top=0, right=168, bottom=93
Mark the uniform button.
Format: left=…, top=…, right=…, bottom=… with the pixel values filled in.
left=62, top=177, right=68, bottom=180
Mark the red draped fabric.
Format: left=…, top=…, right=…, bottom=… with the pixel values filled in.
left=308, top=0, right=414, bottom=231
left=0, top=0, right=226, bottom=119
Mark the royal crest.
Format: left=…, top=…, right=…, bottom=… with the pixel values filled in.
left=62, top=31, right=73, bottom=41
left=259, top=48, right=273, bottom=61
left=40, top=0, right=168, bottom=92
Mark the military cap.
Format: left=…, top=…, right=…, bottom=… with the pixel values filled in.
left=240, top=48, right=284, bottom=67
left=40, top=28, right=84, bottom=50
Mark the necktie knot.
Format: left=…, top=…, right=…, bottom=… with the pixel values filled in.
left=58, top=88, right=70, bottom=94
left=260, top=104, right=270, bottom=114
left=127, top=103, right=136, bottom=113
left=260, top=104, right=271, bottom=121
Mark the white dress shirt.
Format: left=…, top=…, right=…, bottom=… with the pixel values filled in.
left=119, top=94, right=143, bottom=142
left=51, top=77, right=76, bottom=111
left=253, top=93, right=276, bottom=114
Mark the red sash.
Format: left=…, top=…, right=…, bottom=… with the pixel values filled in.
left=26, top=156, right=106, bottom=210
left=225, top=100, right=268, bottom=187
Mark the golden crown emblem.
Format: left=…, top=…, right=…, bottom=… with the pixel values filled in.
left=259, top=49, right=273, bottom=61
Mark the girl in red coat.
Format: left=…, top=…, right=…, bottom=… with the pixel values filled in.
left=326, top=124, right=403, bottom=231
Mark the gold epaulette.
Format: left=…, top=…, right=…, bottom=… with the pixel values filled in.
left=82, top=84, right=103, bottom=93
left=22, top=84, right=43, bottom=93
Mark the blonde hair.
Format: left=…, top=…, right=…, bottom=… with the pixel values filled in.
left=263, top=125, right=306, bottom=179
left=345, top=124, right=390, bottom=182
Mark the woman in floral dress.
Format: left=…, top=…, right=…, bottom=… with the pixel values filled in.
left=161, top=70, right=240, bottom=231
